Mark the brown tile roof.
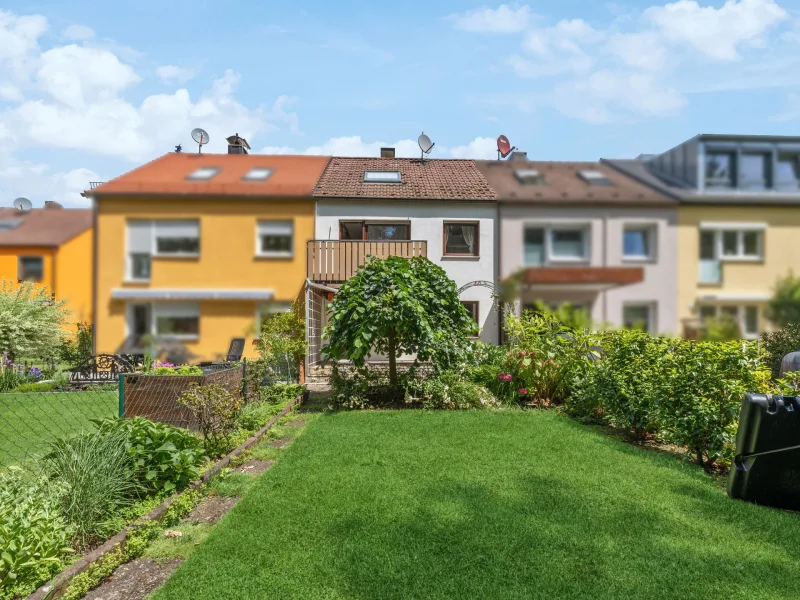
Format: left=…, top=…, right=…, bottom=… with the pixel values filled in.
left=87, top=153, right=331, bottom=197
left=476, top=160, right=675, bottom=206
left=521, top=266, right=644, bottom=285
left=313, top=157, right=497, bottom=201
left=0, top=207, right=92, bottom=247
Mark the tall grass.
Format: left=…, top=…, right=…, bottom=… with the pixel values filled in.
left=44, top=428, right=143, bottom=547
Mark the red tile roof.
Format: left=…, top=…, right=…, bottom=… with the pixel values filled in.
left=87, top=153, right=331, bottom=197
left=0, top=207, right=92, bottom=247
left=313, top=157, right=497, bottom=201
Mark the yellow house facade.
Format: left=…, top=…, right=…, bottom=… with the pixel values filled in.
left=0, top=203, right=93, bottom=326
left=85, top=149, right=330, bottom=362
left=605, top=133, right=800, bottom=338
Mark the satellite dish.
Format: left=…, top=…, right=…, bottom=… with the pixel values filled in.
left=13, top=197, right=32, bottom=212
left=497, top=135, right=515, bottom=159
left=191, top=128, right=210, bottom=154
left=418, top=132, right=434, bottom=154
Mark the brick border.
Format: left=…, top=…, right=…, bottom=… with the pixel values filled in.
left=27, top=394, right=303, bottom=600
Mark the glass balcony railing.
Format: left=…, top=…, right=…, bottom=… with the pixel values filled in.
left=699, top=259, right=721, bottom=284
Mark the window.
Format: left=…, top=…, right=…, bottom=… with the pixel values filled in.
left=363, top=171, right=401, bottom=183
left=524, top=228, right=544, bottom=266
left=130, top=254, right=151, bottom=280
left=623, top=304, right=653, bottom=333
left=743, top=306, right=759, bottom=337
left=18, top=256, right=43, bottom=282
left=720, top=230, right=762, bottom=259
left=705, top=152, right=734, bottom=188
left=242, top=168, right=273, bottom=181
left=776, top=153, right=800, bottom=190
left=153, top=302, right=199, bottom=338
left=256, top=302, right=291, bottom=336
left=698, top=305, right=716, bottom=320
left=186, top=167, right=219, bottom=181
left=127, top=220, right=200, bottom=281
left=154, top=221, right=200, bottom=256
left=550, top=228, right=586, bottom=259
left=623, top=226, right=655, bottom=260
left=514, top=169, right=545, bottom=184
left=257, top=221, right=293, bottom=257
left=578, top=170, right=612, bottom=186
left=461, top=301, right=480, bottom=326
left=740, top=153, right=769, bottom=190
left=443, top=222, right=479, bottom=256
left=127, top=220, right=153, bottom=280
left=339, top=221, right=410, bottom=241
left=697, top=305, right=760, bottom=338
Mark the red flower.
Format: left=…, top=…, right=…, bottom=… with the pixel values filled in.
left=547, top=359, right=554, bottom=364
left=519, top=388, right=528, bottom=395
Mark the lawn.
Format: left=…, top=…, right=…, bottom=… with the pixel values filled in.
left=0, top=389, right=117, bottom=469
left=153, top=410, right=800, bottom=600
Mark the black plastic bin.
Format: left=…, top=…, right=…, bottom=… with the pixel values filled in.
left=727, top=393, right=800, bottom=510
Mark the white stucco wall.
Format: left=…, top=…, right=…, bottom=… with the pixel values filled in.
left=315, top=200, right=499, bottom=343
left=499, top=205, right=679, bottom=335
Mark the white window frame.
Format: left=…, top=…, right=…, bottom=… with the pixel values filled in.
left=696, top=304, right=760, bottom=339
left=254, top=302, right=292, bottom=340
left=126, top=220, right=201, bottom=282
left=256, top=220, right=294, bottom=258
left=698, top=223, right=765, bottom=263
left=622, top=223, right=657, bottom=262
left=523, top=223, right=591, bottom=266
left=125, top=302, right=200, bottom=341
left=622, top=302, right=656, bottom=334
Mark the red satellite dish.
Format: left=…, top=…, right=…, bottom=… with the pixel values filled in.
left=497, top=135, right=512, bottom=158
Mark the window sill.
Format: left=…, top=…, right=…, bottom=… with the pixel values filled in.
left=622, top=256, right=657, bottom=264
left=255, top=253, right=294, bottom=259
left=156, top=335, right=199, bottom=342
left=546, top=257, right=591, bottom=265
left=441, top=255, right=480, bottom=260
left=123, top=279, right=151, bottom=285
left=720, top=256, right=763, bottom=263
left=697, top=281, right=723, bottom=287
left=152, top=254, right=200, bottom=260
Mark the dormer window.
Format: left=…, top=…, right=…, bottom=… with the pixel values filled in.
left=363, top=171, right=401, bottom=183
left=186, top=167, right=220, bottom=181
left=514, top=169, right=545, bottom=184
left=578, top=170, right=612, bottom=186
left=740, top=153, right=769, bottom=190
left=704, top=152, right=733, bottom=189
left=776, top=153, right=800, bottom=191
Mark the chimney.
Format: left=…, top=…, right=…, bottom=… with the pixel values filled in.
left=380, top=147, right=395, bottom=158
left=509, top=151, right=528, bottom=161
left=44, top=201, right=63, bottom=209
left=226, top=133, right=251, bottom=155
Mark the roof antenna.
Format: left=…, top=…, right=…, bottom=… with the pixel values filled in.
left=497, top=135, right=515, bottom=160
left=174, top=144, right=182, bottom=153
left=191, top=128, right=209, bottom=154
left=418, top=132, right=434, bottom=164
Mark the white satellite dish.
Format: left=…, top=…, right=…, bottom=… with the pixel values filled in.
left=191, top=128, right=210, bottom=154
left=13, top=197, right=32, bottom=212
left=418, top=132, right=434, bottom=154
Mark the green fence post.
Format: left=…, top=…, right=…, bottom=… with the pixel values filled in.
left=118, top=373, right=125, bottom=418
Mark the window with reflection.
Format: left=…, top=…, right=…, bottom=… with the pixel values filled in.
left=740, top=153, right=769, bottom=190
left=705, top=152, right=734, bottom=188
left=776, top=154, right=800, bottom=190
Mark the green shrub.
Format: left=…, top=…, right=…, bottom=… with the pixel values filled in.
left=153, top=365, right=203, bottom=375
left=10, top=380, right=57, bottom=392
left=256, top=299, right=306, bottom=384
left=0, top=470, right=73, bottom=600
left=761, top=323, right=800, bottom=379
left=93, top=417, right=205, bottom=494
left=261, top=383, right=304, bottom=404
left=178, top=384, right=243, bottom=456
left=44, top=428, right=142, bottom=547
left=405, top=371, right=497, bottom=409
left=57, top=321, right=93, bottom=368
left=238, top=402, right=285, bottom=432
left=329, top=364, right=371, bottom=409
left=700, top=315, right=740, bottom=341
left=775, top=371, right=800, bottom=395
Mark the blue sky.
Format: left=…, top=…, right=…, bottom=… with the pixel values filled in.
left=2, top=0, right=800, bottom=206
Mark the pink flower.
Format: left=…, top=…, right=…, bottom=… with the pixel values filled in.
left=519, top=388, right=528, bottom=395
left=547, top=359, right=554, bottom=364
left=497, top=373, right=513, bottom=382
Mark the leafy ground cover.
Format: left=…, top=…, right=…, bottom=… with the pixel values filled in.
left=153, top=410, right=800, bottom=600
left=0, top=390, right=116, bottom=469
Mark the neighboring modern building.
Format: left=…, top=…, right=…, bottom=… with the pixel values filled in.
left=306, top=150, right=499, bottom=369
left=84, top=143, right=330, bottom=361
left=604, top=134, right=800, bottom=339
left=477, top=156, right=679, bottom=334
left=0, top=203, right=93, bottom=325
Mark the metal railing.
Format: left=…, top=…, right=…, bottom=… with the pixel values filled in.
left=307, top=240, right=428, bottom=282
left=89, top=181, right=105, bottom=189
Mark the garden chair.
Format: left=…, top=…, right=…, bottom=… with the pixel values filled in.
left=226, top=338, right=245, bottom=362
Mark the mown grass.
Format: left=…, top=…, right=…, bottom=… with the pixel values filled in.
left=153, top=410, right=800, bottom=600
left=0, top=390, right=116, bottom=469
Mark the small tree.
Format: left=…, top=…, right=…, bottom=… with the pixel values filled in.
left=257, top=299, right=306, bottom=383
left=767, top=272, right=800, bottom=328
left=57, top=321, right=94, bottom=367
left=323, top=256, right=477, bottom=388
left=0, top=279, right=70, bottom=361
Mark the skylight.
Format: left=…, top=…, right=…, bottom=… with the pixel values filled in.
left=363, top=170, right=402, bottom=183
left=0, top=220, right=21, bottom=231
left=242, top=168, right=273, bottom=181
left=578, top=170, right=613, bottom=186
left=514, top=169, right=545, bottom=185
left=186, top=167, right=220, bottom=181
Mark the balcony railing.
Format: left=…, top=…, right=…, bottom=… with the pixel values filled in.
left=307, top=240, right=428, bottom=282
left=89, top=182, right=105, bottom=189
left=699, top=259, right=721, bottom=284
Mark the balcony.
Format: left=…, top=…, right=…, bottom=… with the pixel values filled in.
left=307, top=240, right=427, bottom=282
left=89, top=181, right=105, bottom=189
left=699, top=260, right=721, bottom=284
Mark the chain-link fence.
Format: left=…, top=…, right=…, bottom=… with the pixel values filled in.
left=0, top=361, right=247, bottom=476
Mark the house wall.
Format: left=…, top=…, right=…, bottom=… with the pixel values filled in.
left=96, top=196, right=315, bottom=361
left=55, top=228, right=93, bottom=325
left=499, top=205, right=679, bottom=334
left=0, top=247, right=55, bottom=291
left=677, top=205, right=800, bottom=334
left=315, top=200, right=499, bottom=344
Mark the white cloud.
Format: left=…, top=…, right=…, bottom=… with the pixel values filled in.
left=512, top=18, right=604, bottom=77
left=607, top=32, right=668, bottom=71
left=448, top=137, right=498, bottom=159
left=155, top=65, right=196, bottom=84
left=259, top=135, right=499, bottom=159
left=644, top=0, right=788, bottom=60
left=62, top=24, right=94, bottom=40
left=0, top=10, right=48, bottom=102
left=447, top=4, right=534, bottom=34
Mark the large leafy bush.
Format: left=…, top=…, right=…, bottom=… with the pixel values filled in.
left=766, top=271, right=800, bottom=328
left=0, top=470, right=73, bottom=600
left=256, top=300, right=306, bottom=384
left=761, top=323, right=800, bottom=379
left=57, top=322, right=93, bottom=368
left=405, top=371, right=497, bottom=409
left=93, top=417, right=205, bottom=494
left=0, top=279, right=70, bottom=361
left=178, top=384, right=243, bottom=455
